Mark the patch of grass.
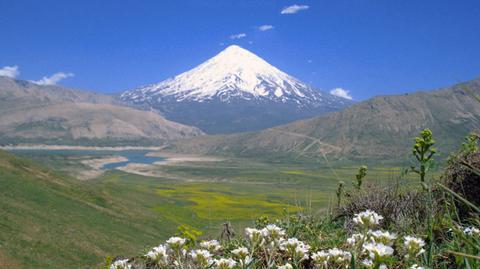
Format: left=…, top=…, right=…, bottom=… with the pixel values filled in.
left=282, top=170, right=309, bottom=175
left=155, top=183, right=298, bottom=221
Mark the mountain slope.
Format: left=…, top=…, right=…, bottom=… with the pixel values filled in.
left=167, top=77, right=480, bottom=162
left=0, top=76, right=203, bottom=145
left=0, top=150, right=181, bottom=268
left=121, top=45, right=353, bottom=134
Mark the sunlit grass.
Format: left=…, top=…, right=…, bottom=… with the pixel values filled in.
left=155, top=183, right=299, bottom=222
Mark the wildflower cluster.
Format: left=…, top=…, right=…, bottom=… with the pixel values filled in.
left=352, top=210, right=383, bottom=229
left=245, top=224, right=308, bottom=268
left=110, top=259, right=131, bottom=269
left=109, top=210, right=435, bottom=269
left=346, top=210, right=427, bottom=269
left=311, top=248, right=351, bottom=268
left=403, top=236, right=426, bottom=259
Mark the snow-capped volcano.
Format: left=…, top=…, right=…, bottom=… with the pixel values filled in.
left=122, top=45, right=332, bottom=104
left=120, top=45, right=353, bottom=134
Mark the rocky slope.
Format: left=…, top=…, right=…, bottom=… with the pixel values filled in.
left=0, top=76, right=203, bottom=145
left=166, top=77, right=480, bottom=162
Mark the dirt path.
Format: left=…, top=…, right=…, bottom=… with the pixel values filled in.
left=267, top=129, right=342, bottom=151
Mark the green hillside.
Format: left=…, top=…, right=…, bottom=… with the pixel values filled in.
left=0, top=150, right=179, bottom=268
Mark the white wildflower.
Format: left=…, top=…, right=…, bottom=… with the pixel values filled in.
left=166, top=236, right=186, bottom=249
left=245, top=227, right=264, bottom=245
left=280, top=238, right=310, bottom=261
left=463, top=226, right=480, bottom=236
left=110, top=259, right=131, bottom=269
left=379, top=264, right=388, bottom=269
left=362, top=259, right=374, bottom=268
left=190, top=249, right=213, bottom=267
left=311, top=248, right=350, bottom=268
left=346, top=233, right=366, bottom=246
left=362, top=242, right=394, bottom=260
left=368, top=230, right=397, bottom=246
left=279, top=238, right=302, bottom=251
left=232, top=246, right=251, bottom=266
left=328, top=248, right=351, bottom=265
left=278, top=263, right=293, bottom=269
left=311, top=250, right=329, bottom=266
left=232, top=246, right=249, bottom=258
left=200, top=239, right=222, bottom=253
left=410, top=264, right=425, bottom=269
left=295, top=243, right=311, bottom=261
left=353, top=210, right=383, bottom=228
left=145, top=244, right=169, bottom=265
left=403, top=236, right=425, bottom=258
left=261, top=224, right=286, bottom=240
left=214, top=258, right=237, bottom=269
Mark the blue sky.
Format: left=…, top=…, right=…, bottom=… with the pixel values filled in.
left=1, top=0, right=479, bottom=100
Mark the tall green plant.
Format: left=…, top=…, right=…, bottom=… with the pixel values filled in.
left=353, top=165, right=367, bottom=190
left=461, top=133, right=479, bottom=155
left=457, top=132, right=480, bottom=177
left=411, top=129, right=436, bottom=188
left=177, top=224, right=202, bottom=248
left=410, top=129, right=437, bottom=267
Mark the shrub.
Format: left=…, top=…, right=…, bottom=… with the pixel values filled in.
left=336, top=183, right=431, bottom=233
left=443, top=134, right=480, bottom=220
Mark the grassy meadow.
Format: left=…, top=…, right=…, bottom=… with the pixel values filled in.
left=0, top=148, right=427, bottom=268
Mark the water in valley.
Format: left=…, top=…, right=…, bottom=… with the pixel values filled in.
left=9, top=149, right=165, bottom=170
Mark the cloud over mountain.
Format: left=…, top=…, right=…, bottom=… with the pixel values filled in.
left=0, top=65, right=19, bottom=78
left=330, top=88, right=353, bottom=100
left=33, top=72, right=74, bottom=85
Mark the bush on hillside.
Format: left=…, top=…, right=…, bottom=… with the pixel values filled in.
left=442, top=133, right=480, bottom=220
left=336, top=183, right=431, bottom=233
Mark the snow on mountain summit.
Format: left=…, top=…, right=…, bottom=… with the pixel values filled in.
left=121, top=45, right=338, bottom=105
left=120, top=45, right=353, bottom=134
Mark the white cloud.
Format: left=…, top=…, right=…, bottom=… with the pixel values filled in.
left=230, top=33, right=247, bottom=39
left=258, top=25, right=274, bottom=31
left=33, top=72, right=74, bottom=85
left=281, top=4, right=309, bottom=14
left=330, top=88, right=353, bottom=100
left=0, top=65, right=20, bottom=78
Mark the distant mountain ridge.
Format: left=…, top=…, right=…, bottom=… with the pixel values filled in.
left=121, top=45, right=353, bottom=134
left=0, top=76, right=203, bottom=145
left=166, top=77, right=480, bottom=162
